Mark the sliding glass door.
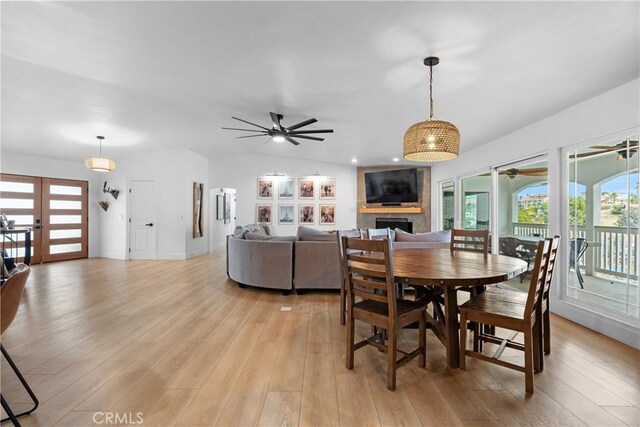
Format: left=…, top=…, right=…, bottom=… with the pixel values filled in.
left=440, top=180, right=455, bottom=230
left=460, top=174, right=490, bottom=230
left=565, top=135, right=638, bottom=319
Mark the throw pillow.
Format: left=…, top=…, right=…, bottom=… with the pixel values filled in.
left=394, top=228, right=451, bottom=243
left=297, top=225, right=335, bottom=241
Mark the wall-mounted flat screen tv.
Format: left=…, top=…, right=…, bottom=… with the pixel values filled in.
left=364, top=168, right=419, bottom=204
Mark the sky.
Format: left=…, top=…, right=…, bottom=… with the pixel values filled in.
left=517, top=174, right=638, bottom=198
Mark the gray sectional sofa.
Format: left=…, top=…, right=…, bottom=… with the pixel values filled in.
left=226, top=225, right=452, bottom=293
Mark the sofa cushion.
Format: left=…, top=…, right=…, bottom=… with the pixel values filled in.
left=245, top=233, right=297, bottom=242
left=297, top=225, right=336, bottom=241
left=394, top=228, right=451, bottom=243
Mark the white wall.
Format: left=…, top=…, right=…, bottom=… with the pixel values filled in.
left=209, top=152, right=357, bottom=236
left=0, top=152, right=101, bottom=258
left=431, top=78, right=640, bottom=347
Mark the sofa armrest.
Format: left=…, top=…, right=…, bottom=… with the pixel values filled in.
left=227, top=237, right=293, bottom=290
left=294, top=240, right=341, bottom=289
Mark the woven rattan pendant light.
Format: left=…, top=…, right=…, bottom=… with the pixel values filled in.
left=403, top=57, right=460, bottom=162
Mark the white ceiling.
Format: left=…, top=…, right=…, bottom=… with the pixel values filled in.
left=2, top=1, right=638, bottom=167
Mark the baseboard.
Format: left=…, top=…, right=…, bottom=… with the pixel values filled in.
left=98, top=251, right=128, bottom=260
left=186, top=248, right=209, bottom=259
left=551, top=300, right=640, bottom=349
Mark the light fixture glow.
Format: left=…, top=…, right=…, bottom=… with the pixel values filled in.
left=403, top=57, right=460, bottom=162
left=392, top=157, right=399, bottom=162
left=351, top=158, right=358, bottom=163
left=272, top=134, right=286, bottom=143
left=85, top=136, right=116, bottom=172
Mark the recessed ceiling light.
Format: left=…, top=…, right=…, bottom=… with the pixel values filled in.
left=392, top=157, right=399, bottom=162
left=351, top=158, right=358, bottom=163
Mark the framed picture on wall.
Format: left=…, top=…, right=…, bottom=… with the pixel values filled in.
left=298, top=178, right=315, bottom=199
left=298, top=204, right=314, bottom=224
left=278, top=178, right=294, bottom=199
left=319, top=178, right=336, bottom=199
left=224, top=193, right=232, bottom=224
left=319, top=204, right=335, bottom=225
left=257, top=178, right=273, bottom=199
left=256, top=204, right=272, bottom=224
left=278, top=204, right=295, bottom=225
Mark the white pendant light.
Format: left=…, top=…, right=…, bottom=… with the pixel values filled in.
left=85, top=136, right=116, bottom=172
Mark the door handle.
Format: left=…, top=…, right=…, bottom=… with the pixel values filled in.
left=145, top=223, right=154, bottom=227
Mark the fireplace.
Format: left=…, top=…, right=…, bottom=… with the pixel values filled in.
left=376, top=217, right=412, bottom=233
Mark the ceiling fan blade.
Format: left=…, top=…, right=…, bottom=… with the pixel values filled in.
left=270, top=112, right=283, bottom=130
left=284, top=136, right=301, bottom=146
left=222, top=127, right=267, bottom=133
left=289, top=129, right=334, bottom=134
left=286, top=118, right=317, bottom=131
left=231, top=117, right=270, bottom=131
left=236, top=134, right=266, bottom=139
left=569, top=150, right=610, bottom=159
left=290, top=134, right=324, bottom=141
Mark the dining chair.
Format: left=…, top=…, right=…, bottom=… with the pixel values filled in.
left=498, top=237, right=535, bottom=283
left=337, top=229, right=362, bottom=325
left=569, top=238, right=588, bottom=289
left=1, top=265, right=39, bottom=426
left=459, top=238, right=552, bottom=394
left=342, top=236, right=427, bottom=391
left=451, top=229, right=490, bottom=298
left=366, top=228, right=392, bottom=240
left=450, top=229, right=490, bottom=254
left=482, top=236, right=560, bottom=370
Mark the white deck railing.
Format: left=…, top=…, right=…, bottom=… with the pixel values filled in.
left=511, top=223, right=638, bottom=280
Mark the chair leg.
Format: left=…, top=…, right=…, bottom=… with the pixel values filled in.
left=533, top=321, right=541, bottom=373
left=576, top=268, right=585, bottom=289
left=1, top=395, right=21, bottom=427
left=535, top=310, right=544, bottom=372
left=345, top=310, right=355, bottom=370
left=387, top=326, right=397, bottom=391
left=340, top=285, right=346, bottom=325
left=419, top=314, right=426, bottom=368
left=459, top=312, right=467, bottom=370
left=1, top=345, right=38, bottom=423
left=543, top=307, right=551, bottom=355
left=524, top=327, right=534, bottom=394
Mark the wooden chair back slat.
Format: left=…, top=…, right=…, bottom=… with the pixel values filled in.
left=349, top=264, right=386, bottom=278
left=450, top=229, right=489, bottom=254
left=367, top=228, right=392, bottom=240
left=524, top=239, right=551, bottom=317
left=347, top=253, right=386, bottom=265
left=542, top=236, right=560, bottom=296
left=352, top=275, right=388, bottom=292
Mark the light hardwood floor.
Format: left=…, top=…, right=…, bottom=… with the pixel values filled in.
left=1, top=251, right=638, bottom=426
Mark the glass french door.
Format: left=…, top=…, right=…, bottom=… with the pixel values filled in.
left=0, top=174, right=88, bottom=263
left=565, top=135, right=639, bottom=319
left=440, top=180, right=455, bottom=230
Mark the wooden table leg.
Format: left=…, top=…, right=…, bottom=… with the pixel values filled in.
left=444, top=286, right=459, bottom=369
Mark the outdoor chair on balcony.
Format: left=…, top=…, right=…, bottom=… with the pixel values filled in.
left=499, top=237, right=535, bottom=283
left=569, top=238, right=588, bottom=289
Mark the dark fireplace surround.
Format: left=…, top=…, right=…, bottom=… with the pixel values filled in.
left=375, top=217, right=412, bottom=233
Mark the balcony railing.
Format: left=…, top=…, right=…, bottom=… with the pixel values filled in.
left=511, top=222, right=638, bottom=280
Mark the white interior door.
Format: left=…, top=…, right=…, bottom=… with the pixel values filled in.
left=129, top=180, right=157, bottom=259
left=209, top=187, right=236, bottom=251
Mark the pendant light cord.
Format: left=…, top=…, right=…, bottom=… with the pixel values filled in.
left=429, top=64, right=434, bottom=120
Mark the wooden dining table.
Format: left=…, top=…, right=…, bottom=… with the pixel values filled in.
left=391, top=248, right=528, bottom=369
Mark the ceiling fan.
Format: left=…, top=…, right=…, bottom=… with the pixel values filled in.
left=222, top=112, right=333, bottom=146
left=481, top=167, right=548, bottom=179
left=500, top=167, right=548, bottom=179
left=570, top=140, right=638, bottom=160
